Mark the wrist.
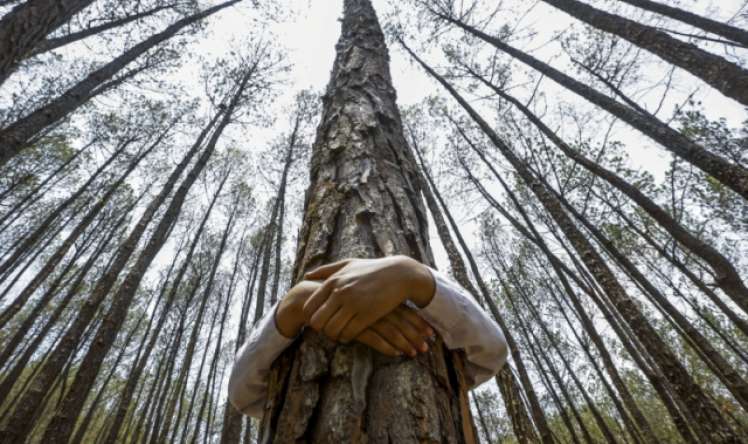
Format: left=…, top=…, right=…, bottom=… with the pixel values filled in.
left=275, top=298, right=303, bottom=339
left=397, top=256, right=435, bottom=308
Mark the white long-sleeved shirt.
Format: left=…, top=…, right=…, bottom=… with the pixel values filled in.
left=228, top=267, right=508, bottom=418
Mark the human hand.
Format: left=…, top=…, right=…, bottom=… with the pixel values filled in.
left=276, top=280, right=434, bottom=356
left=301, top=256, right=436, bottom=343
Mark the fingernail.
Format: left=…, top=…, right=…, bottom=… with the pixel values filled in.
left=420, top=343, right=428, bottom=352
left=427, top=328, right=434, bottom=336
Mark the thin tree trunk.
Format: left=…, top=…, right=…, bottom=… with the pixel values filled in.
left=260, top=2, right=476, bottom=442
left=29, top=3, right=177, bottom=57
left=102, top=169, right=227, bottom=444
left=0, top=129, right=165, bottom=329
left=617, top=0, right=748, bottom=46
left=409, top=127, right=548, bottom=443
left=0, top=107, right=223, bottom=444
left=467, top=73, right=748, bottom=314
left=39, top=70, right=251, bottom=444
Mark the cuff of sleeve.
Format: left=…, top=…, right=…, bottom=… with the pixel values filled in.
left=257, top=302, right=296, bottom=350
left=418, top=266, right=463, bottom=343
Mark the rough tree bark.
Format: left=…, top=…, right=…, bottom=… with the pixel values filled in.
left=259, top=2, right=477, bottom=442
left=0, top=0, right=94, bottom=85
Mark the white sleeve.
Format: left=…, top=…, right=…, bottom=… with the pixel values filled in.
left=417, top=267, right=508, bottom=388
left=227, top=303, right=295, bottom=418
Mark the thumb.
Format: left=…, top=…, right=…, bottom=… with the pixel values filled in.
left=304, top=259, right=350, bottom=280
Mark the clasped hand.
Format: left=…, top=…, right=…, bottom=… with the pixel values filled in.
left=275, top=256, right=436, bottom=357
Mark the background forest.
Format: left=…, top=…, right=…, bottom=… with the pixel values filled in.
left=0, top=0, right=746, bottom=443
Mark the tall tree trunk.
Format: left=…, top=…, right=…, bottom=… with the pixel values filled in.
left=0, top=136, right=133, bottom=279
left=405, top=45, right=741, bottom=443
left=0, top=0, right=94, bottom=85
left=538, top=0, right=748, bottom=105
left=616, top=0, right=748, bottom=47
left=409, top=127, right=549, bottom=443
left=0, top=128, right=165, bottom=329
left=0, top=0, right=239, bottom=168
left=259, top=2, right=476, bottom=442
left=414, top=12, right=748, bottom=201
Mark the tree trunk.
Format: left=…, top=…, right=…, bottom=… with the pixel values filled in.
left=409, top=128, right=549, bottom=443
left=539, top=0, right=748, bottom=105
left=28, top=3, right=177, bottom=57
left=0, top=0, right=239, bottom=168
left=0, top=0, right=94, bottom=85
left=102, top=169, right=228, bottom=444
left=406, top=46, right=741, bottom=443
left=616, top=0, right=748, bottom=47
left=259, top=2, right=476, bottom=442
left=418, top=12, right=748, bottom=201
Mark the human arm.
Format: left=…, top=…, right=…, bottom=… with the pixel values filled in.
left=227, top=280, right=434, bottom=417
left=304, top=256, right=509, bottom=388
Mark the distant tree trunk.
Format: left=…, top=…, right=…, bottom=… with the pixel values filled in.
left=409, top=128, right=548, bottom=443
left=0, top=129, right=165, bottom=329
left=616, top=0, right=748, bottom=47
left=538, top=0, right=748, bottom=105
left=259, top=2, right=476, bottom=443
left=407, top=47, right=740, bottom=443
left=0, top=0, right=240, bottom=168
left=220, top=239, right=265, bottom=444
left=0, top=0, right=94, bottom=85
left=414, top=12, right=748, bottom=201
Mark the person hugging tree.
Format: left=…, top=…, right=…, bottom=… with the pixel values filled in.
left=228, top=255, right=508, bottom=418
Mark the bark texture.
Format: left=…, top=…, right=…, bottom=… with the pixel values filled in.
left=259, top=2, right=477, bottom=443
left=0, top=0, right=94, bottom=84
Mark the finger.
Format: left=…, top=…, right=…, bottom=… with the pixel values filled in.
left=322, top=307, right=355, bottom=342
left=356, top=330, right=400, bottom=357
left=308, top=292, right=342, bottom=332
left=388, top=310, right=429, bottom=353
left=396, top=306, right=434, bottom=337
left=372, top=319, right=417, bottom=357
left=338, top=316, right=368, bottom=344
left=302, top=278, right=336, bottom=320
left=304, top=259, right=351, bottom=280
